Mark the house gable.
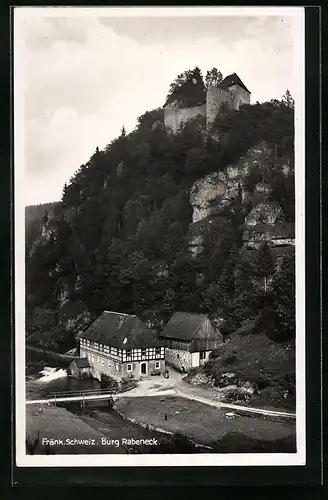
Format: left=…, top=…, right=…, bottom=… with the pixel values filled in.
left=189, top=317, right=223, bottom=352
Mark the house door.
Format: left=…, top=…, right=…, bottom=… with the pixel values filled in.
left=141, top=362, right=147, bottom=375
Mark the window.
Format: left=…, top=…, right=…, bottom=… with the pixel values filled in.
left=126, top=349, right=132, bottom=358
left=141, top=348, right=146, bottom=358
left=127, top=364, right=132, bottom=372
left=155, top=347, right=161, bottom=356
left=200, top=351, right=206, bottom=360
left=155, top=361, right=160, bottom=370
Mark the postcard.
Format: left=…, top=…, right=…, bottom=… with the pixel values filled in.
left=14, top=6, right=305, bottom=469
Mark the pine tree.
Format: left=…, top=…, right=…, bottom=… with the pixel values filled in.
left=270, top=254, right=295, bottom=340
left=281, top=90, right=294, bottom=108
left=255, top=242, right=275, bottom=292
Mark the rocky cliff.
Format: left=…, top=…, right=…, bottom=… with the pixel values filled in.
left=188, top=142, right=294, bottom=257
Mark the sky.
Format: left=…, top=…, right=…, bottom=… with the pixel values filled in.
left=16, top=7, right=302, bottom=206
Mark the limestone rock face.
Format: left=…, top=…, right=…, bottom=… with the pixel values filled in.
left=58, top=285, right=69, bottom=308
left=189, top=141, right=273, bottom=225
left=58, top=300, right=92, bottom=334
left=190, top=173, right=226, bottom=223
left=244, top=201, right=283, bottom=226
left=188, top=141, right=295, bottom=256
left=29, top=211, right=57, bottom=257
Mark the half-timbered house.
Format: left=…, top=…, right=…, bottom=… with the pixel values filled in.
left=77, top=311, right=166, bottom=381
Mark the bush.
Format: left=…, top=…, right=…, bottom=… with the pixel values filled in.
left=26, top=360, right=45, bottom=376
left=250, top=385, right=296, bottom=411
left=204, top=334, right=295, bottom=406
left=100, top=374, right=119, bottom=391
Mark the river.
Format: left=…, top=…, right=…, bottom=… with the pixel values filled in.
left=26, top=374, right=206, bottom=454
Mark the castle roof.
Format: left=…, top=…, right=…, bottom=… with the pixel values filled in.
left=77, top=311, right=162, bottom=349
left=219, top=73, right=251, bottom=94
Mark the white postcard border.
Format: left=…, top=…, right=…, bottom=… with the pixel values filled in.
left=14, top=6, right=306, bottom=468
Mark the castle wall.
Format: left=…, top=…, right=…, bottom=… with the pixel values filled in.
left=206, top=86, right=233, bottom=127
left=229, top=84, right=251, bottom=110
left=164, top=82, right=251, bottom=134
left=164, top=103, right=206, bottom=134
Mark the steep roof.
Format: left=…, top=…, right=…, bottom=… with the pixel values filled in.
left=72, top=358, right=91, bottom=369
left=78, top=311, right=162, bottom=349
left=219, top=73, right=251, bottom=94
left=161, top=312, right=209, bottom=342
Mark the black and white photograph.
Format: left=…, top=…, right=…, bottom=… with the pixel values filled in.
left=14, top=6, right=305, bottom=468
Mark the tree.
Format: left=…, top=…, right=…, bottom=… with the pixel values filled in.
left=205, top=68, right=223, bottom=88
left=137, top=108, right=164, bottom=129
left=254, top=242, right=275, bottom=292
left=26, top=93, right=295, bottom=354
left=281, top=90, right=294, bottom=108
left=265, top=254, right=295, bottom=341
left=166, top=67, right=206, bottom=108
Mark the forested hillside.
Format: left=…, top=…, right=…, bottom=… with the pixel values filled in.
left=25, top=202, right=58, bottom=258
left=26, top=70, right=295, bottom=387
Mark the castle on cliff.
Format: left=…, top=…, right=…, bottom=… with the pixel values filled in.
left=164, top=73, right=251, bottom=133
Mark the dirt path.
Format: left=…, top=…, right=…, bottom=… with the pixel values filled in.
left=174, top=378, right=295, bottom=419
left=122, top=369, right=296, bottom=419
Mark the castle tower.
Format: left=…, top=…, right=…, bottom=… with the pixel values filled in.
left=219, top=73, right=251, bottom=110
left=205, top=73, right=251, bottom=129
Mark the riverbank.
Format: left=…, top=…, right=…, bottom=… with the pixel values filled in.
left=25, top=367, right=296, bottom=454
left=114, top=395, right=296, bottom=453
left=26, top=400, right=173, bottom=455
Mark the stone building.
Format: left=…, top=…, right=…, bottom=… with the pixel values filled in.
left=69, top=358, right=92, bottom=379
left=164, top=73, right=251, bottom=133
left=160, top=312, right=223, bottom=372
left=77, top=311, right=166, bottom=381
